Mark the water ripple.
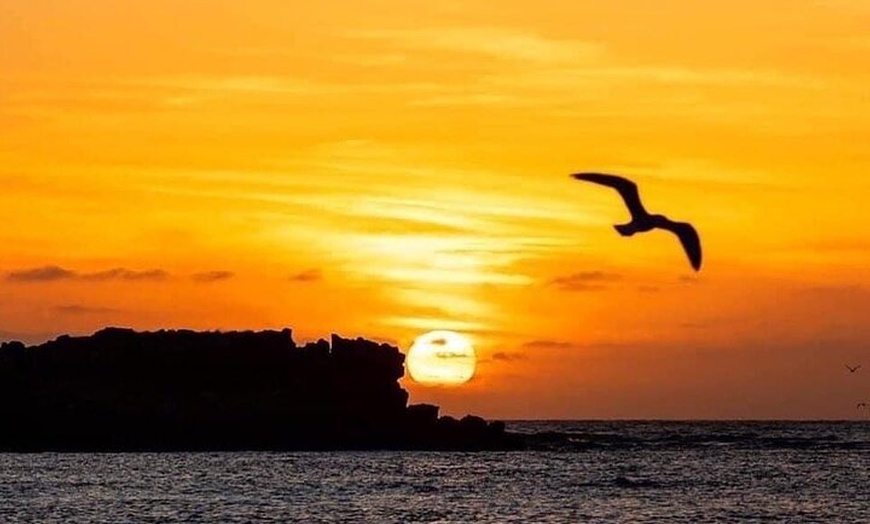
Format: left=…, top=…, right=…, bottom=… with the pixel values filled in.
left=0, top=422, right=868, bottom=523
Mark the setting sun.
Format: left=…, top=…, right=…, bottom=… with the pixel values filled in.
left=407, top=330, right=477, bottom=386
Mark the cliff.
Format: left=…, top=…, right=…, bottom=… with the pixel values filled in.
left=0, top=327, right=520, bottom=451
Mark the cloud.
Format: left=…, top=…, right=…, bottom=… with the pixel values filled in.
left=289, top=269, right=322, bottom=282
left=53, top=305, right=121, bottom=315
left=492, top=352, right=527, bottom=362
left=352, top=27, right=603, bottom=65
left=408, top=93, right=517, bottom=107
left=522, top=339, right=578, bottom=350
left=678, top=275, right=699, bottom=284
left=549, top=271, right=622, bottom=292
left=191, top=270, right=235, bottom=283
left=5, top=266, right=170, bottom=283
left=141, top=76, right=328, bottom=97
left=434, top=351, right=474, bottom=359
left=383, top=315, right=490, bottom=334
left=6, top=265, right=76, bottom=282
left=80, top=268, right=170, bottom=281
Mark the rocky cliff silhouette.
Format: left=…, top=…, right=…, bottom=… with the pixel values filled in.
left=0, top=328, right=520, bottom=451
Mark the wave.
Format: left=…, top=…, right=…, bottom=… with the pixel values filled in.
left=506, top=420, right=870, bottom=452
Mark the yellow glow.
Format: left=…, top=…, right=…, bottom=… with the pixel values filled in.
left=407, top=330, right=476, bottom=386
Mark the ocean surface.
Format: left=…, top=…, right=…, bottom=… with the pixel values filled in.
left=1, top=421, right=867, bottom=523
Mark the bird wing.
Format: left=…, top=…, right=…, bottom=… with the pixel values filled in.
left=571, top=173, right=648, bottom=220
left=657, top=219, right=702, bottom=271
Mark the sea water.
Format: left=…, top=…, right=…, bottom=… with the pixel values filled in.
left=1, top=421, right=867, bottom=523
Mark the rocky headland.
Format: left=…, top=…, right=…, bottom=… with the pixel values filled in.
left=0, top=327, right=521, bottom=451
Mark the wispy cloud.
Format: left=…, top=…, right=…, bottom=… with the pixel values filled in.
left=53, top=305, right=121, bottom=315
left=191, top=270, right=235, bottom=283
left=349, top=25, right=840, bottom=97
left=381, top=315, right=491, bottom=334
left=434, top=351, right=475, bottom=360
left=352, top=26, right=604, bottom=65
left=80, top=268, right=170, bottom=282
left=6, top=266, right=170, bottom=283
left=127, top=75, right=450, bottom=107
left=332, top=21, right=866, bottom=131
left=572, top=65, right=831, bottom=90
left=522, top=339, right=633, bottom=352
left=289, top=269, right=322, bottom=282
left=3, top=75, right=452, bottom=116
left=492, top=351, right=527, bottom=362
left=522, top=339, right=579, bottom=350
left=549, top=271, right=622, bottom=292
left=6, top=266, right=75, bottom=282
left=140, top=76, right=325, bottom=96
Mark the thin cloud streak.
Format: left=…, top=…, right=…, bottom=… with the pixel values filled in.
left=191, top=271, right=235, bottom=283
left=549, top=271, right=623, bottom=292
left=289, top=269, right=322, bottom=282
left=81, top=268, right=170, bottom=282
left=6, top=266, right=75, bottom=282
left=492, top=352, right=527, bottom=362
left=352, top=27, right=604, bottom=64
left=53, top=305, right=122, bottom=315
left=522, top=339, right=579, bottom=350
left=6, top=266, right=170, bottom=283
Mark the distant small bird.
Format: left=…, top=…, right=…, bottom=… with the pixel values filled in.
left=572, top=173, right=702, bottom=271
left=845, top=364, right=861, bottom=373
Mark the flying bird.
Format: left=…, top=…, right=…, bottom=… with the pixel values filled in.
left=845, top=364, right=861, bottom=373
left=571, top=173, right=702, bottom=271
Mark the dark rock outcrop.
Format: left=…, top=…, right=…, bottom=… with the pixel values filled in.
left=0, top=327, right=521, bottom=451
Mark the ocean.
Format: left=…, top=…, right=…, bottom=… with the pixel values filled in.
left=1, top=421, right=867, bottom=523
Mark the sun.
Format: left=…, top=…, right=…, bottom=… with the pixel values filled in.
left=406, top=330, right=476, bottom=386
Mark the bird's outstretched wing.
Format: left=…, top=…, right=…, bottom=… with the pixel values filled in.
left=572, top=173, right=648, bottom=220
left=846, top=364, right=861, bottom=372
left=657, top=219, right=702, bottom=271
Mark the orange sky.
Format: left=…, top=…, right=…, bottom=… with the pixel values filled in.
left=2, top=0, right=869, bottom=419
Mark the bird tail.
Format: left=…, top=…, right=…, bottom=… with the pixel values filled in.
left=614, top=223, right=636, bottom=236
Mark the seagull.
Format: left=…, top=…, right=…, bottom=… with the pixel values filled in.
left=845, top=364, right=861, bottom=373
left=571, top=173, right=702, bottom=271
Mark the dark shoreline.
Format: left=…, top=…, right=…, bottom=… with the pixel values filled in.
left=0, top=327, right=522, bottom=452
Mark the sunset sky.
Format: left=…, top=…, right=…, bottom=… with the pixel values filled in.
left=2, top=0, right=869, bottom=419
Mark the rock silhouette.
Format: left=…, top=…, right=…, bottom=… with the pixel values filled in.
left=0, top=328, right=520, bottom=451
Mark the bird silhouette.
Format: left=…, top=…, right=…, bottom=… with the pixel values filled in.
left=845, top=364, right=861, bottom=373
left=571, top=173, right=702, bottom=271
